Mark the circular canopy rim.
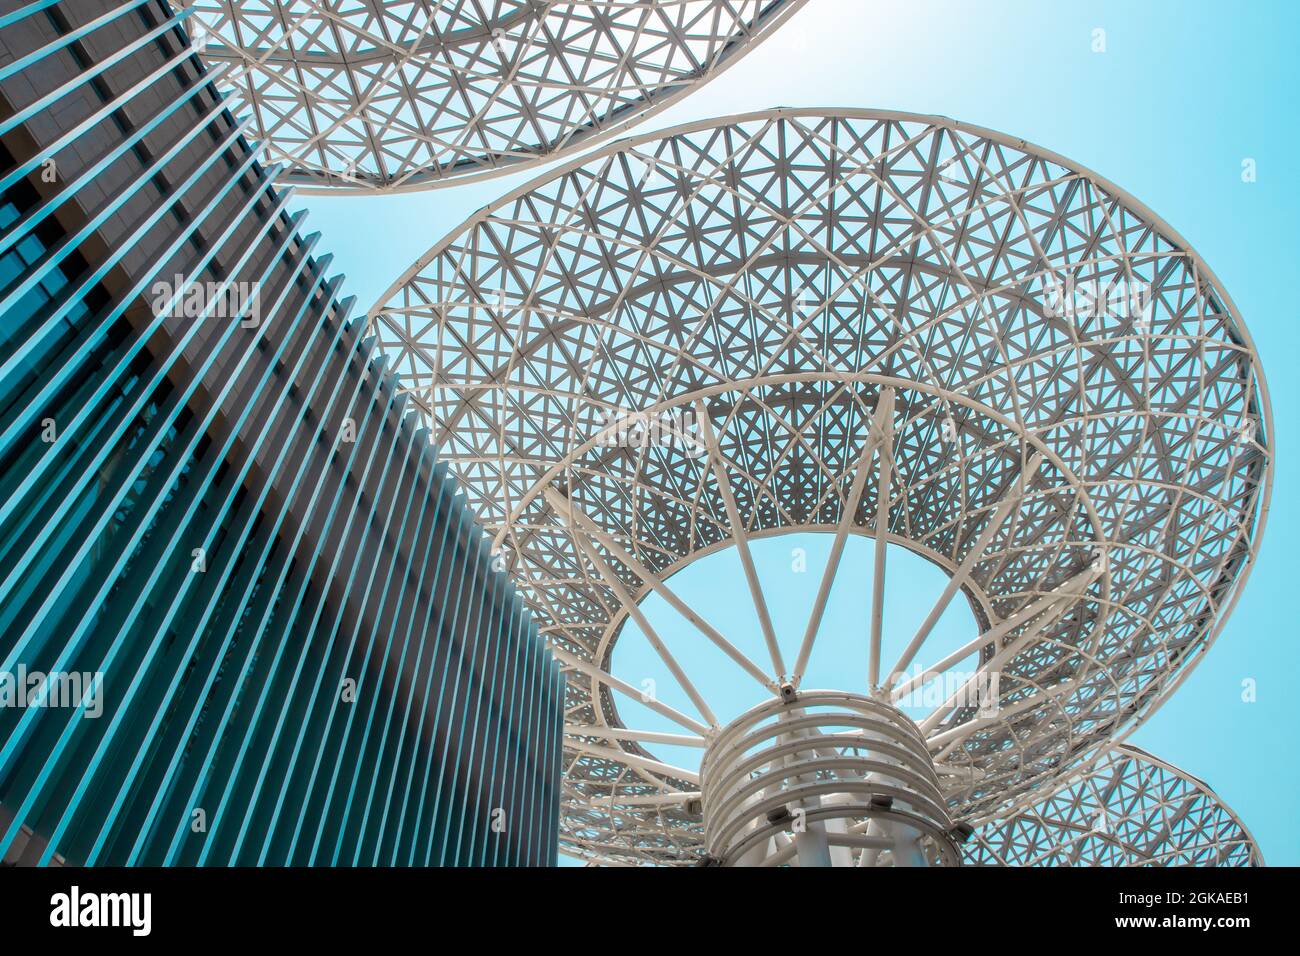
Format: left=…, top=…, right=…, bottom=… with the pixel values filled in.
left=369, top=106, right=1275, bottom=864
left=191, top=1, right=812, bottom=194
left=966, top=742, right=1264, bottom=866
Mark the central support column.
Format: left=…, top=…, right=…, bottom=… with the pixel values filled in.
left=699, top=691, right=964, bottom=867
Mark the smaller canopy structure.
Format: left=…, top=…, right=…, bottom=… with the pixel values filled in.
left=966, top=745, right=1262, bottom=867
left=185, top=0, right=807, bottom=191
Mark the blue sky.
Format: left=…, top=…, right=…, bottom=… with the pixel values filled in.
left=296, top=0, right=1300, bottom=864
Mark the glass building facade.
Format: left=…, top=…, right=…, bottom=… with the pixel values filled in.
left=0, top=0, right=561, bottom=866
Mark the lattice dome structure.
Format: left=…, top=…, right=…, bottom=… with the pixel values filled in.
left=183, top=0, right=807, bottom=192
left=966, top=745, right=1262, bottom=866
left=369, top=109, right=1272, bottom=865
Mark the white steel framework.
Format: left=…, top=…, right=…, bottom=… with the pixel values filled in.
left=183, top=0, right=807, bottom=192
left=701, top=692, right=961, bottom=867
left=966, top=745, right=1262, bottom=867
left=369, top=109, right=1272, bottom=865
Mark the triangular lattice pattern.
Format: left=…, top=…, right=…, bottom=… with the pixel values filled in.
left=370, top=110, right=1272, bottom=865
left=966, top=745, right=1261, bottom=866
left=185, top=0, right=806, bottom=190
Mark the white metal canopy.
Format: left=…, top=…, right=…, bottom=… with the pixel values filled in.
left=182, top=0, right=808, bottom=192
left=966, top=744, right=1262, bottom=867
left=369, top=109, right=1273, bottom=865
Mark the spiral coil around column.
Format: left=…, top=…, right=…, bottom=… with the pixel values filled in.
left=700, top=691, right=961, bottom=866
